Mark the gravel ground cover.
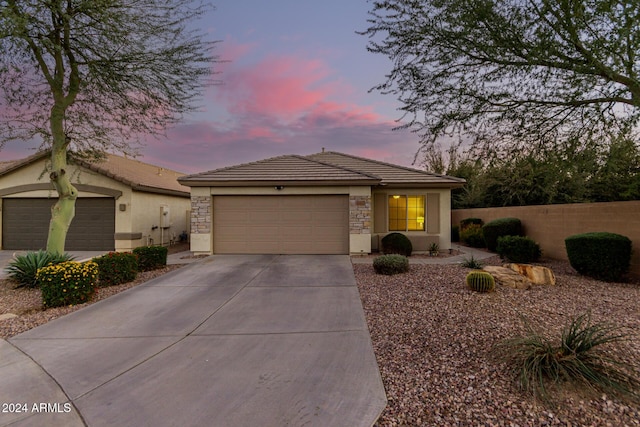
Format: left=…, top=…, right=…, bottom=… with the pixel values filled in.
left=354, top=257, right=640, bottom=426
left=2, top=251, right=638, bottom=425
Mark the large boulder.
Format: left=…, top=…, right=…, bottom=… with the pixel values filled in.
left=505, top=263, right=556, bottom=286
left=483, top=266, right=532, bottom=290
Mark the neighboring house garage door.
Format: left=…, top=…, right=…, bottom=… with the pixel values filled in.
left=2, top=198, right=115, bottom=251
left=213, top=195, right=349, bottom=254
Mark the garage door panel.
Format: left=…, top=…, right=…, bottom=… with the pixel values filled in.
left=213, top=195, right=348, bottom=254
left=248, top=227, right=279, bottom=241
left=3, top=198, right=114, bottom=251
left=313, top=213, right=347, bottom=226
left=280, top=211, right=313, bottom=224
left=313, top=197, right=345, bottom=210
left=280, top=227, right=311, bottom=241
left=313, top=226, right=345, bottom=239
left=246, top=212, right=274, bottom=226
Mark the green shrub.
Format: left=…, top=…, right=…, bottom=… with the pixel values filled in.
left=497, top=236, right=542, bottom=263
left=460, top=217, right=483, bottom=231
left=4, top=250, right=75, bottom=288
left=460, top=223, right=485, bottom=248
left=495, top=313, right=640, bottom=402
left=465, top=270, right=495, bottom=292
left=381, top=232, right=413, bottom=256
left=451, top=225, right=460, bottom=242
left=92, top=252, right=138, bottom=287
left=565, top=232, right=632, bottom=282
left=38, top=261, right=98, bottom=308
left=482, top=217, right=523, bottom=251
left=133, top=245, right=168, bottom=271
left=373, top=254, right=409, bottom=275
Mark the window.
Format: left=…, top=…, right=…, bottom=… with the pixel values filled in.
left=388, top=195, right=425, bottom=231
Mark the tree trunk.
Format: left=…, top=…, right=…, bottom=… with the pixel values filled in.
left=46, top=106, right=78, bottom=255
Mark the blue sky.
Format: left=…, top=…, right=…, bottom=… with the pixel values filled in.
left=2, top=1, right=423, bottom=174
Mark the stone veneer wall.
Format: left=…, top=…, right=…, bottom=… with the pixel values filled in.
left=190, top=196, right=211, bottom=235
left=349, top=195, right=371, bottom=234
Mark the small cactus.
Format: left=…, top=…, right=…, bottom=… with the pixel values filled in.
left=466, top=270, right=495, bottom=293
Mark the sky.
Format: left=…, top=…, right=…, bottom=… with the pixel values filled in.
left=1, top=0, right=425, bottom=174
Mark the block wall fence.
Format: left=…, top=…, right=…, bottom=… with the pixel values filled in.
left=452, top=201, right=640, bottom=277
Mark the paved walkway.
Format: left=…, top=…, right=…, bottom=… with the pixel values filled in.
left=350, top=244, right=496, bottom=265
left=1, top=255, right=386, bottom=427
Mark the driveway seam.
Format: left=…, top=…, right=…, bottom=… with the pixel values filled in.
left=1, top=339, right=89, bottom=427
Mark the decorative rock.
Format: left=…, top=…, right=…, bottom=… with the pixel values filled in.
left=504, top=263, right=556, bottom=286
left=0, top=313, right=18, bottom=321
left=483, top=266, right=532, bottom=290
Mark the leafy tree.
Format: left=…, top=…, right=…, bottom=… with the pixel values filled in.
left=0, top=0, right=217, bottom=254
left=588, top=135, right=640, bottom=201
left=362, top=0, right=640, bottom=156
left=444, top=133, right=640, bottom=208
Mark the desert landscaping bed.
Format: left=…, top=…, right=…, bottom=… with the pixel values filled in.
left=1, top=253, right=638, bottom=425
left=354, top=256, right=640, bottom=426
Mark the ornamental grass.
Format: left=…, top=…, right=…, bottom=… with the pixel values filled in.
left=495, top=313, right=640, bottom=404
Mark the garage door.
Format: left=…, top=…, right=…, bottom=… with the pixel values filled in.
left=2, top=198, right=115, bottom=251
left=213, top=195, right=349, bottom=254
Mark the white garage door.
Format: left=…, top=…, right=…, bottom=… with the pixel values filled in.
left=213, top=195, right=349, bottom=254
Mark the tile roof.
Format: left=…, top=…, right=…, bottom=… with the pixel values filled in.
left=178, top=155, right=381, bottom=186
left=0, top=151, right=189, bottom=196
left=307, top=151, right=466, bottom=187
left=179, top=151, right=466, bottom=188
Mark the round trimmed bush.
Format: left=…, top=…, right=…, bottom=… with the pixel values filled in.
left=460, top=217, right=483, bottom=230
left=460, top=223, right=485, bottom=248
left=373, top=254, right=409, bottom=275
left=482, top=217, right=523, bottom=251
left=381, top=232, right=413, bottom=256
left=497, top=236, right=541, bottom=263
left=565, top=232, right=632, bottom=282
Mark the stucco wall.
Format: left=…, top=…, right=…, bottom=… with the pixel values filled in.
left=372, top=189, right=453, bottom=252
left=0, top=157, right=189, bottom=251
left=452, top=201, right=640, bottom=276
left=119, top=191, right=190, bottom=250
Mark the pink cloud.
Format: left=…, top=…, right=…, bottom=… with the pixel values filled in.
left=214, top=48, right=383, bottom=125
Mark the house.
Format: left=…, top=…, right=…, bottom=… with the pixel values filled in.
left=0, top=151, right=190, bottom=251
left=178, top=151, right=465, bottom=255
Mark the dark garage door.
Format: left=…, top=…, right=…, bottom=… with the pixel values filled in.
left=2, top=198, right=115, bottom=251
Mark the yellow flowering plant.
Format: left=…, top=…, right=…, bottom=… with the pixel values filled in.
left=37, top=261, right=98, bottom=308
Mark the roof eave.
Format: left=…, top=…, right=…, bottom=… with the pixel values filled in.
left=177, top=179, right=381, bottom=187
left=131, top=185, right=190, bottom=197
left=375, top=181, right=466, bottom=189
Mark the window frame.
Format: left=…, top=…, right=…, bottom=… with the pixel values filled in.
left=388, top=194, right=426, bottom=232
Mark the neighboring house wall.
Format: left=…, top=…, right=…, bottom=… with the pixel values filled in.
left=127, top=191, right=190, bottom=250
left=372, top=189, right=453, bottom=252
left=452, top=201, right=640, bottom=276
left=0, top=158, right=189, bottom=251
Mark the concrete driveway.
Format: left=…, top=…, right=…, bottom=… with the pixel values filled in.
left=1, top=255, right=386, bottom=427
